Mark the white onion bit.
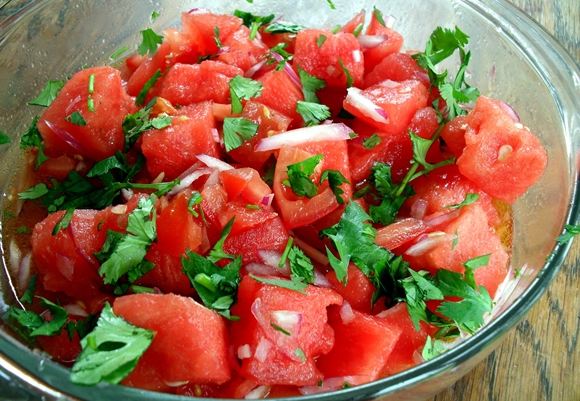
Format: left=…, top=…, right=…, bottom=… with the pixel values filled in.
left=196, top=154, right=234, bottom=171
left=405, top=232, right=456, bottom=256
left=244, top=60, right=267, bottom=78
left=345, top=87, right=389, bottom=124
left=357, top=34, right=388, bottom=49
left=255, top=123, right=353, bottom=152
left=244, top=385, right=271, bottom=399
left=339, top=301, right=356, bottom=325
left=237, top=344, right=252, bottom=359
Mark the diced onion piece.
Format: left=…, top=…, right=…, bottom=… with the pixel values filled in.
left=378, top=79, right=401, bottom=89
left=245, top=60, right=266, bottom=78
left=18, top=253, right=32, bottom=293
left=56, top=253, right=74, bottom=281
left=65, top=95, right=82, bottom=115
left=254, top=337, right=272, bottom=363
left=244, top=262, right=287, bottom=277
left=9, top=239, right=22, bottom=277
left=244, top=385, right=271, bottom=399
left=499, top=100, right=520, bottom=123
left=188, top=7, right=210, bottom=14
left=211, top=128, right=220, bottom=143
left=405, top=232, right=456, bottom=256
left=313, top=270, right=332, bottom=288
left=291, top=235, right=329, bottom=266
left=45, top=120, right=85, bottom=153
left=339, top=301, right=356, bottom=325
left=410, top=199, right=428, bottom=219
left=169, top=167, right=212, bottom=196
left=270, top=310, right=303, bottom=336
left=352, top=50, right=362, bottom=63
left=254, top=123, right=353, bottom=152
left=345, top=87, right=389, bottom=124
left=216, top=46, right=230, bottom=55
left=424, top=209, right=461, bottom=228
left=63, top=303, right=88, bottom=317
left=357, top=34, right=388, bottom=49
left=164, top=380, right=189, bottom=387
left=121, top=188, right=134, bottom=201
left=196, top=154, right=234, bottom=171
left=237, top=344, right=252, bottom=359
left=261, top=193, right=274, bottom=207
left=257, top=249, right=290, bottom=274
left=384, top=14, right=396, bottom=29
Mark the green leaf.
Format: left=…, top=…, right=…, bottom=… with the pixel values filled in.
left=278, top=237, right=294, bottom=267
left=52, top=208, right=75, bottom=235
left=207, top=217, right=237, bottom=263
left=373, top=6, right=386, bottom=27
left=87, top=152, right=128, bottom=178
left=70, top=303, right=154, bottom=385
left=138, top=28, right=163, bottom=56
left=555, top=224, right=580, bottom=244
left=18, top=183, right=49, bottom=200
left=294, top=347, right=307, bottom=362
left=249, top=274, right=308, bottom=294
left=319, top=169, right=350, bottom=205
left=288, top=246, right=315, bottom=284
left=29, top=297, right=68, bottom=337
left=446, top=193, right=480, bottom=209
left=151, top=11, right=160, bottom=21
left=65, top=111, right=87, bottom=126
left=151, top=115, right=171, bottom=130
left=422, top=335, right=445, bottom=361
left=110, top=46, right=129, bottom=60
left=338, top=59, right=353, bottom=88
left=233, top=10, right=275, bottom=40
left=229, top=75, right=263, bottom=114
left=136, top=69, right=162, bottom=107
left=28, top=80, right=65, bottom=107
left=0, top=131, right=10, bottom=145
left=20, top=274, right=37, bottom=305
left=316, top=34, right=327, bottom=48
left=283, top=154, right=323, bottom=198
left=297, top=67, right=326, bottom=104
left=363, top=133, right=382, bottom=149
left=14, top=226, right=32, bottom=234
left=296, top=101, right=331, bottom=126
left=264, top=21, right=304, bottom=34
left=19, top=116, right=49, bottom=169
left=187, top=191, right=203, bottom=217
left=213, top=26, right=222, bottom=48
left=223, top=117, right=259, bottom=152
left=326, top=0, right=336, bottom=10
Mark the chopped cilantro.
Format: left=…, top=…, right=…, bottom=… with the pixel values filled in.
left=187, top=191, right=203, bottom=217
left=368, top=163, right=414, bottom=226
left=319, top=169, right=350, bottom=205
left=246, top=204, right=260, bottom=210
left=288, top=246, right=315, bottom=284
left=326, top=0, right=336, bottom=10
left=151, top=11, right=160, bottom=20
left=52, top=208, right=75, bottom=235
left=422, top=335, right=446, bottom=361
left=338, top=59, right=353, bottom=88
left=65, top=111, right=87, bottom=126
left=213, top=26, right=222, bottom=48
left=136, top=68, right=162, bottom=106
left=88, top=74, right=95, bottom=94
left=9, top=297, right=67, bottom=337
left=452, top=230, right=459, bottom=250
left=264, top=21, right=304, bottom=34
left=65, top=313, right=98, bottom=341
left=229, top=75, right=263, bottom=114
left=123, top=97, right=171, bottom=152
left=20, top=275, right=37, bottom=305
left=249, top=274, right=308, bottom=294
left=19, top=116, right=49, bottom=169
left=28, top=80, right=65, bottom=107
left=297, top=67, right=326, bottom=103
left=373, top=6, right=386, bottom=27
left=296, top=101, right=331, bottom=126
left=223, top=117, right=259, bottom=152
left=353, top=23, right=363, bottom=37
left=87, top=96, right=95, bottom=113
left=331, top=25, right=341, bottom=34
left=446, top=193, right=480, bottom=209
left=233, top=10, right=275, bottom=40
left=0, top=131, right=10, bottom=145
left=271, top=323, right=291, bottom=336
left=207, top=218, right=237, bottom=263
left=363, top=133, right=382, bottom=149
left=283, top=154, right=323, bottom=198
left=555, top=224, right=580, bottom=244
left=316, top=34, right=327, bottom=48
left=70, top=303, right=154, bottom=385
left=109, top=46, right=128, bottom=60
left=279, top=237, right=294, bottom=267
left=294, top=347, right=307, bottom=362
left=138, top=28, right=163, bottom=56
left=266, top=43, right=294, bottom=71
left=14, top=226, right=32, bottom=234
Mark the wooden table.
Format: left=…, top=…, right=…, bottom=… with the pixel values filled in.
left=432, top=1, right=580, bottom=400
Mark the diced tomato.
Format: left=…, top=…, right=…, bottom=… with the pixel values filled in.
left=180, top=11, right=242, bottom=56
left=220, top=167, right=272, bottom=204
left=363, top=13, right=404, bottom=75
left=339, top=10, right=366, bottom=35
left=315, top=305, right=402, bottom=383
left=115, top=293, right=231, bottom=391
left=375, top=218, right=431, bottom=251
left=343, top=79, right=429, bottom=137
left=362, top=52, right=430, bottom=89
left=217, top=26, right=270, bottom=72
left=293, top=29, right=364, bottom=88
left=325, top=263, right=376, bottom=314
left=141, top=101, right=219, bottom=180
left=126, top=41, right=172, bottom=98
left=256, top=69, right=304, bottom=125
left=38, top=66, right=136, bottom=162
left=158, top=61, right=244, bottom=105
left=457, top=96, right=548, bottom=204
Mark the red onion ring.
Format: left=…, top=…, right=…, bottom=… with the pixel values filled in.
left=405, top=232, right=456, bottom=256
left=254, top=123, right=353, bottom=152
left=270, top=52, right=302, bottom=87
left=410, top=199, right=428, bottom=219
left=45, top=120, right=86, bottom=154
left=196, top=154, right=234, bottom=171
left=244, top=60, right=267, bottom=78
left=357, top=34, right=388, bottom=49
left=498, top=100, right=521, bottom=123
left=345, top=87, right=389, bottom=124
left=65, top=95, right=82, bottom=115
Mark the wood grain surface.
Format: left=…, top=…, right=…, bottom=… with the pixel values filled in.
left=432, top=1, right=580, bottom=400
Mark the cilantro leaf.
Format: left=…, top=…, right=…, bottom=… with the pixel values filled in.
left=229, top=75, right=263, bottom=114
left=283, top=154, right=323, bottom=198
left=368, top=163, right=414, bottom=226
left=207, top=217, right=237, bottom=263
left=338, top=59, right=353, bottom=88
left=87, top=152, right=128, bottom=178
left=20, top=274, right=37, bottom=305
left=0, top=131, right=10, bottom=145
left=20, top=116, right=49, bottom=169
left=296, top=101, right=331, bottom=126
left=223, top=117, right=259, bottom=152
left=249, top=274, right=308, bottom=294
left=138, top=28, right=163, bottom=56
left=267, top=43, right=294, bottom=71
left=136, top=69, right=162, bottom=106
left=65, top=111, right=87, bottom=126
left=213, top=26, right=222, bottom=48
left=123, top=97, right=171, bottom=152
left=409, top=130, right=455, bottom=175
left=288, top=246, right=315, bottom=284
left=446, top=193, right=480, bottom=209
left=28, top=80, right=65, bottom=107
left=319, top=169, right=350, bottom=205
left=52, top=208, right=75, bottom=235
left=422, top=335, right=446, bottom=361
left=70, top=303, right=154, bottom=385
left=264, top=21, right=304, bottom=34
left=187, top=191, right=203, bottom=217
left=9, top=296, right=68, bottom=338
left=97, top=196, right=157, bottom=284
left=233, top=10, right=275, bottom=40
left=297, top=67, right=326, bottom=103
left=327, top=0, right=336, bottom=10
left=400, top=269, right=443, bottom=330
left=316, top=34, right=327, bottom=48
left=363, top=133, right=382, bottom=149
left=555, top=224, right=580, bottom=244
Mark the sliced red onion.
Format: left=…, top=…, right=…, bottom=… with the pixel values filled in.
left=188, top=7, right=210, bottom=14
left=237, top=344, right=252, bottom=359
left=211, top=128, right=220, bottom=143
left=339, top=301, right=356, bottom=325
left=65, top=95, right=82, bottom=115
left=313, top=270, right=332, bottom=288
left=405, top=232, right=456, bottom=257
left=498, top=100, right=520, bottom=123
left=56, top=253, right=75, bottom=281
left=299, top=376, right=371, bottom=395
left=291, top=235, right=329, bottom=266
left=270, top=52, right=302, bottom=88
left=384, top=14, right=396, bottom=29
left=254, top=123, right=353, bottom=152
left=244, top=385, right=271, bottom=399
left=244, top=262, right=286, bottom=277
left=164, top=380, right=189, bottom=387
left=357, top=34, right=388, bottom=49
left=254, top=336, right=272, bottom=363
left=204, top=169, right=220, bottom=187
left=18, top=252, right=32, bottom=293
left=168, top=167, right=212, bottom=196
left=45, top=120, right=86, bottom=153
left=121, top=188, right=134, bottom=202
left=196, top=154, right=234, bottom=171
left=410, top=199, right=428, bottom=219
left=261, top=193, right=274, bottom=207
left=76, top=248, right=99, bottom=269
left=9, top=239, right=22, bottom=277
left=63, top=303, right=88, bottom=317
left=345, top=87, right=389, bottom=124
left=216, top=46, right=230, bottom=55
left=244, top=60, right=267, bottom=78
left=153, top=287, right=162, bottom=295
left=424, top=209, right=461, bottom=228
left=352, top=50, right=362, bottom=63
left=258, top=249, right=289, bottom=271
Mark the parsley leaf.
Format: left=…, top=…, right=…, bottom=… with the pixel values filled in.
left=135, top=69, right=162, bottom=107
left=70, top=303, right=154, bottom=385
left=264, top=21, right=304, bottom=34
left=223, top=117, right=259, bottom=152
left=296, top=101, right=331, bottom=126
left=138, top=28, right=163, bottom=56
left=319, top=169, right=350, bottom=205
left=65, top=111, right=87, bottom=126
left=0, top=131, right=10, bottom=145
left=28, top=80, right=65, bottom=107
left=97, top=196, right=157, bottom=284
left=19, top=116, right=49, bottom=169
left=283, top=154, right=323, bottom=198
left=363, top=133, right=382, bottom=149
left=233, top=10, right=275, bottom=40
left=297, top=67, right=326, bottom=103
left=229, top=75, right=263, bottom=114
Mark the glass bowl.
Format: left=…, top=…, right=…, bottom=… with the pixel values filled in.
left=0, top=0, right=579, bottom=400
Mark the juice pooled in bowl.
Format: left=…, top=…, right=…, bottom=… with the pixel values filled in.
left=1, top=5, right=547, bottom=399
